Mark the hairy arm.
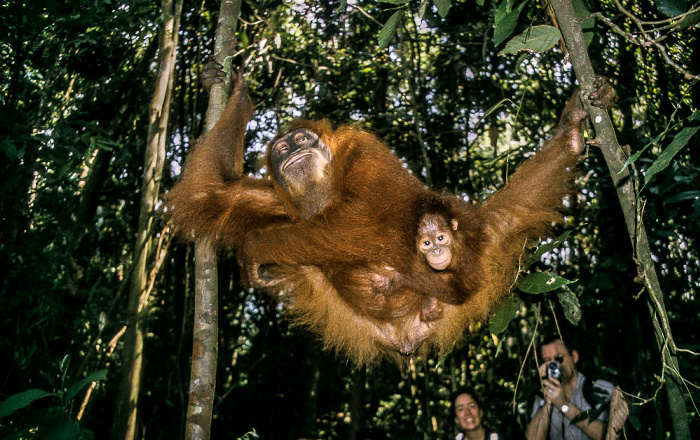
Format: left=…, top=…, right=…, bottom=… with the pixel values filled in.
left=483, top=89, right=587, bottom=235
left=242, top=205, right=385, bottom=266
left=168, top=72, right=288, bottom=248
left=526, top=402, right=552, bottom=440
left=485, top=77, right=615, bottom=233
left=475, top=87, right=588, bottom=304
left=373, top=268, right=465, bottom=305
left=561, top=404, right=607, bottom=440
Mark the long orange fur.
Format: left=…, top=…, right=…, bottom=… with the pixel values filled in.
left=168, top=72, right=605, bottom=366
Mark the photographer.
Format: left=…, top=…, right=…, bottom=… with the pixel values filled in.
left=525, top=336, right=613, bottom=440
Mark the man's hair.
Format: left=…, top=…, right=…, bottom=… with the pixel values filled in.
left=541, top=334, right=575, bottom=353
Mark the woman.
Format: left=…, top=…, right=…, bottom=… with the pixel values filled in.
left=452, top=390, right=508, bottom=440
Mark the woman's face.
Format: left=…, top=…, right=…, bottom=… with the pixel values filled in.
left=454, top=393, right=483, bottom=432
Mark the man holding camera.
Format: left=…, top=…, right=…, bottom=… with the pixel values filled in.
left=525, top=336, right=613, bottom=440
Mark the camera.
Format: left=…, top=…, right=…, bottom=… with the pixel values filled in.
left=546, top=361, right=561, bottom=380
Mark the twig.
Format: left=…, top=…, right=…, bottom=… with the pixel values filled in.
left=513, top=304, right=542, bottom=412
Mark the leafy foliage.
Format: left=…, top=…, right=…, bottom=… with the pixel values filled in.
left=498, top=25, right=562, bottom=55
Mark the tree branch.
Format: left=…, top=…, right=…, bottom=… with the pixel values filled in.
left=185, top=1, right=244, bottom=439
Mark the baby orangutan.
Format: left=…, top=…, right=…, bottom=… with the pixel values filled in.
left=367, top=197, right=481, bottom=324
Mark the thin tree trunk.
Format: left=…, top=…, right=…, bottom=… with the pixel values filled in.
left=398, top=18, right=432, bottom=186
left=350, top=369, right=364, bottom=439
left=548, top=1, right=690, bottom=438
left=184, top=1, right=244, bottom=439
left=112, top=0, right=184, bottom=438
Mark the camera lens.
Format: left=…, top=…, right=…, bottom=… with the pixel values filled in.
left=547, top=361, right=561, bottom=380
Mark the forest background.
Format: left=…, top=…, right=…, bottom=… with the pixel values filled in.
left=0, top=0, right=698, bottom=439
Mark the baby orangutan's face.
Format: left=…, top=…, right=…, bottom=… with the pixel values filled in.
left=417, top=213, right=457, bottom=271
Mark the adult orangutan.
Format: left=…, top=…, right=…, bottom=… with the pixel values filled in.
left=167, top=67, right=615, bottom=366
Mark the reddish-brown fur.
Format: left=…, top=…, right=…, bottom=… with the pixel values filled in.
left=412, top=193, right=486, bottom=305
left=168, top=71, right=612, bottom=366
left=167, top=74, right=289, bottom=250
left=337, top=193, right=485, bottom=323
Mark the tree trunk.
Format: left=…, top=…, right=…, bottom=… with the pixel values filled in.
left=184, top=1, right=244, bottom=439
left=350, top=369, right=365, bottom=439
left=548, top=1, right=691, bottom=438
left=112, top=0, right=184, bottom=438
left=398, top=17, right=432, bottom=186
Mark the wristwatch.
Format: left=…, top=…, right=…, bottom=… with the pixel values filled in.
left=561, top=403, right=571, bottom=414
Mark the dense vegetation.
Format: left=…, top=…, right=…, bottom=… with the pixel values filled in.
left=0, top=0, right=698, bottom=439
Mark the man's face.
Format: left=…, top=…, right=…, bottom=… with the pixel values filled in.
left=454, top=393, right=483, bottom=432
left=541, top=339, right=578, bottom=384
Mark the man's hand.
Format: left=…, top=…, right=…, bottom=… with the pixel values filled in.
left=542, top=377, right=569, bottom=408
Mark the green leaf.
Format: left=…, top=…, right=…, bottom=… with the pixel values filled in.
left=665, top=191, right=700, bottom=203
left=45, top=419, right=82, bottom=439
left=558, top=286, right=581, bottom=325
left=379, top=11, right=403, bottom=49
left=572, top=0, right=595, bottom=45
left=65, top=369, right=108, bottom=402
left=675, top=9, right=700, bottom=30
left=0, top=389, right=55, bottom=419
left=493, top=0, right=528, bottom=47
left=94, top=137, right=120, bottom=150
left=518, top=271, right=575, bottom=294
left=645, top=123, right=699, bottom=185
left=60, top=355, right=71, bottom=384
left=499, top=25, right=561, bottom=55
left=622, top=110, right=699, bottom=173
left=239, top=30, right=249, bottom=48
left=334, top=0, right=347, bottom=14
left=530, top=230, right=574, bottom=264
left=489, top=297, right=520, bottom=334
left=572, top=0, right=595, bottom=30
left=433, top=0, right=451, bottom=17
left=620, top=148, right=645, bottom=172
left=419, top=0, right=428, bottom=17
left=378, top=0, right=411, bottom=4
left=657, top=0, right=687, bottom=16
left=0, top=139, right=24, bottom=159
